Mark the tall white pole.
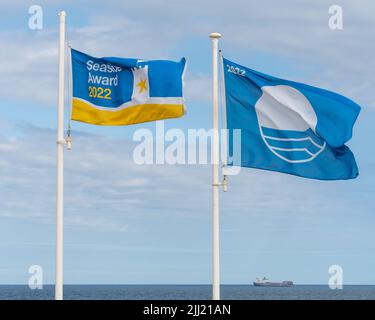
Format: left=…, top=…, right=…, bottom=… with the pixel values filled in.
left=210, top=32, right=221, bottom=300
left=55, top=10, right=66, bottom=301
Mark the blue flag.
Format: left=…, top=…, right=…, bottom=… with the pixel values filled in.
left=71, top=49, right=186, bottom=126
left=223, top=57, right=361, bottom=180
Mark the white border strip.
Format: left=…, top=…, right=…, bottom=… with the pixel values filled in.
left=73, top=97, right=184, bottom=112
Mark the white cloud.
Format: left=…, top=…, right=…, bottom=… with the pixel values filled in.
left=0, top=0, right=373, bottom=109
left=184, top=73, right=211, bottom=103
left=0, top=0, right=372, bottom=230
left=0, top=124, right=371, bottom=234
left=65, top=216, right=128, bottom=232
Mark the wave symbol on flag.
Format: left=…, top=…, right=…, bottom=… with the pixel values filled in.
left=255, top=85, right=326, bottom=163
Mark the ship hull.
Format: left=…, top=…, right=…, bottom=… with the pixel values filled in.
left=253, top=281, right=293, bottom=287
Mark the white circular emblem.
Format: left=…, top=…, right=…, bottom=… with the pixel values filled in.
left=255, top=85, right=326, bottom=163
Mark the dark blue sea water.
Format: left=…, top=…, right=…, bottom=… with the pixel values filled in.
left=0, top=285, right=375, bottom=300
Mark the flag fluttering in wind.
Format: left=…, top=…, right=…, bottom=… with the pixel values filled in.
left=223, top=57, right=361, bottom=180
left=71, top=49, right=186, bottom=126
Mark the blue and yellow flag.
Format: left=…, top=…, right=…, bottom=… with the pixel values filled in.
left=71, top=49, right=186, bottom=126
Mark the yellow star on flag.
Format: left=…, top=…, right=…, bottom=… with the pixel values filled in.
left=137, top=79, right=148, bottom=94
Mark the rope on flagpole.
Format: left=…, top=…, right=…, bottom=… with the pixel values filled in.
left=218, top=49, right=228, bottom=192
left=65, top=36, right=72, bottom=150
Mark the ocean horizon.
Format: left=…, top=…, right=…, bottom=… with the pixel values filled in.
left=1, top=284, right=375, bottom=300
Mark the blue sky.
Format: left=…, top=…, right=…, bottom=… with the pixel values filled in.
left=0, top=0, right=374, bottom=285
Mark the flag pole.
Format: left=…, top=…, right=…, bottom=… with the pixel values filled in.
left=55, top=10, right=66, bottom=301
left=209, top=32, right=222, bottom=300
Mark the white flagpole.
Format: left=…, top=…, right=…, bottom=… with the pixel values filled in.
left=209, top=32, right=222, bottom=300
left=55, top=10, right=66, bottom=301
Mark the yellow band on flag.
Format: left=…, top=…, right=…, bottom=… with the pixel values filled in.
left=71, top=98, right=185, bottom=126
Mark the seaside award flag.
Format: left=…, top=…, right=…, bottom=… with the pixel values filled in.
left=223, top=57, right=361, bottom=180
left=71, top=49, right=186, bottom=125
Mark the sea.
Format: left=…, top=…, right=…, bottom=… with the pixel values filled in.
left=0, top=285, right=375, bottom=300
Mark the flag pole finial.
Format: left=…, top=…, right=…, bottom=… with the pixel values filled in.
left=209, top=32, right=222, bottom=39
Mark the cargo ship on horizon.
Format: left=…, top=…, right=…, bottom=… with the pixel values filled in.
left=253, top=277, right=293, bottom=287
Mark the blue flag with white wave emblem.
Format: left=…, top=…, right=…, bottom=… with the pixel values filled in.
left=223, top=57, right=361, bottom=180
